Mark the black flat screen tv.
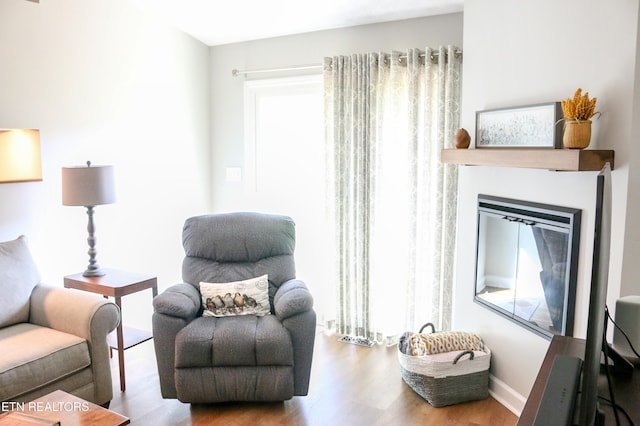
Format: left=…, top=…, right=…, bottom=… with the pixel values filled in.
left=578, top=162, right=612, bottom=426
left=532, top=163, right=618, bottom=426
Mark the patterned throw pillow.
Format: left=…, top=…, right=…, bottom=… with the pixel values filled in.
left=409, top=331, right=484, bottom=356
left=199, top=274, right=270, bottom=317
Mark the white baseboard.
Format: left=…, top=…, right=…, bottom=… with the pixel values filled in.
left=488, top=374, right=527, bottom=417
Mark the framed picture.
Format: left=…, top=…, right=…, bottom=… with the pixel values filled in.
left=475, top=102, right=563, bottom=149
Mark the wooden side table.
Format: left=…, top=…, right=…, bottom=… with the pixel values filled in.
left=64, top=268, right=158, bottom=392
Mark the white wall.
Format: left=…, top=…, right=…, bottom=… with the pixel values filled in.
left=456, top=0, right=639, bottom=413
left=208, top=14, right=464, bottom=212
left=621, top=5, right=640, bottom=297
left=0, top=0, right=210, bottom=329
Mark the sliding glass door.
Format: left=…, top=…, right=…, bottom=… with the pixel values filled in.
left=243, top=75, right=335, bottom=323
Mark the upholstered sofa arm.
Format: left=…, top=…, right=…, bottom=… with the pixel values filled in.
left=153, top=283, right=201, bottom=320
left=30, top=284, right=120, bottom=343
left=29, top=284, right=120, bottom=405
left=274, top=279, right=314, bottom=320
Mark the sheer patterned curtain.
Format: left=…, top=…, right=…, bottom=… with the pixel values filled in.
left=324, top=46, right=462, bottom=343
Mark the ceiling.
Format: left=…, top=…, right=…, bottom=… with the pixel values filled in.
left=131, top=0, right=464, bottom=46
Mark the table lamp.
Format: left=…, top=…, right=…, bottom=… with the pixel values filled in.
left=62, top=161, right=115, bottom=277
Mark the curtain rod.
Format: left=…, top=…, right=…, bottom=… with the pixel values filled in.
left=232, top=48, right=462, bottom=77
left=232, top=64, right=323, bottom=77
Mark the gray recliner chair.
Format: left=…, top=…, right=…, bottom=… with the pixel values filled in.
left=152, top=212, right=316, bottom=403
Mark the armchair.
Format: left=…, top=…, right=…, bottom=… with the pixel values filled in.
left=152, top=212, right=316, bottom=403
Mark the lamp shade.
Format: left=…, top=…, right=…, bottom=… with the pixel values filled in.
left=62, top=163, right=115, bottom=206
left=0, top=129, right=42, bottom=183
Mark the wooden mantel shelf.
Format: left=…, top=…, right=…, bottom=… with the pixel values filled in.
left=441, top=148, right=615, bottom=171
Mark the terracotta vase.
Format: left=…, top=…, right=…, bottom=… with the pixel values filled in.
left=454, top=128, right=471, bottom=149
left=563, top=119, right=592, bottom=149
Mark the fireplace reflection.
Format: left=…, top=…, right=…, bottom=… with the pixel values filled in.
left=474, top=195, right=581, bottom=339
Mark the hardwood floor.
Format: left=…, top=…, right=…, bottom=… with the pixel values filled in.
left=109, top=329, right=518, bottom=425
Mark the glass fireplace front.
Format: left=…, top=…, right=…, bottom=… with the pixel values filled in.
left=474, top=195, right=581, bottom=339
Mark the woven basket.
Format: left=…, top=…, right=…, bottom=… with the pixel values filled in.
left=397, top=325, right=491, bottom=407
left=563, top=119, right=592, bottom=149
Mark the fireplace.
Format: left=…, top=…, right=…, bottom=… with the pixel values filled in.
left=474, top=195, right=581, bottom=339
